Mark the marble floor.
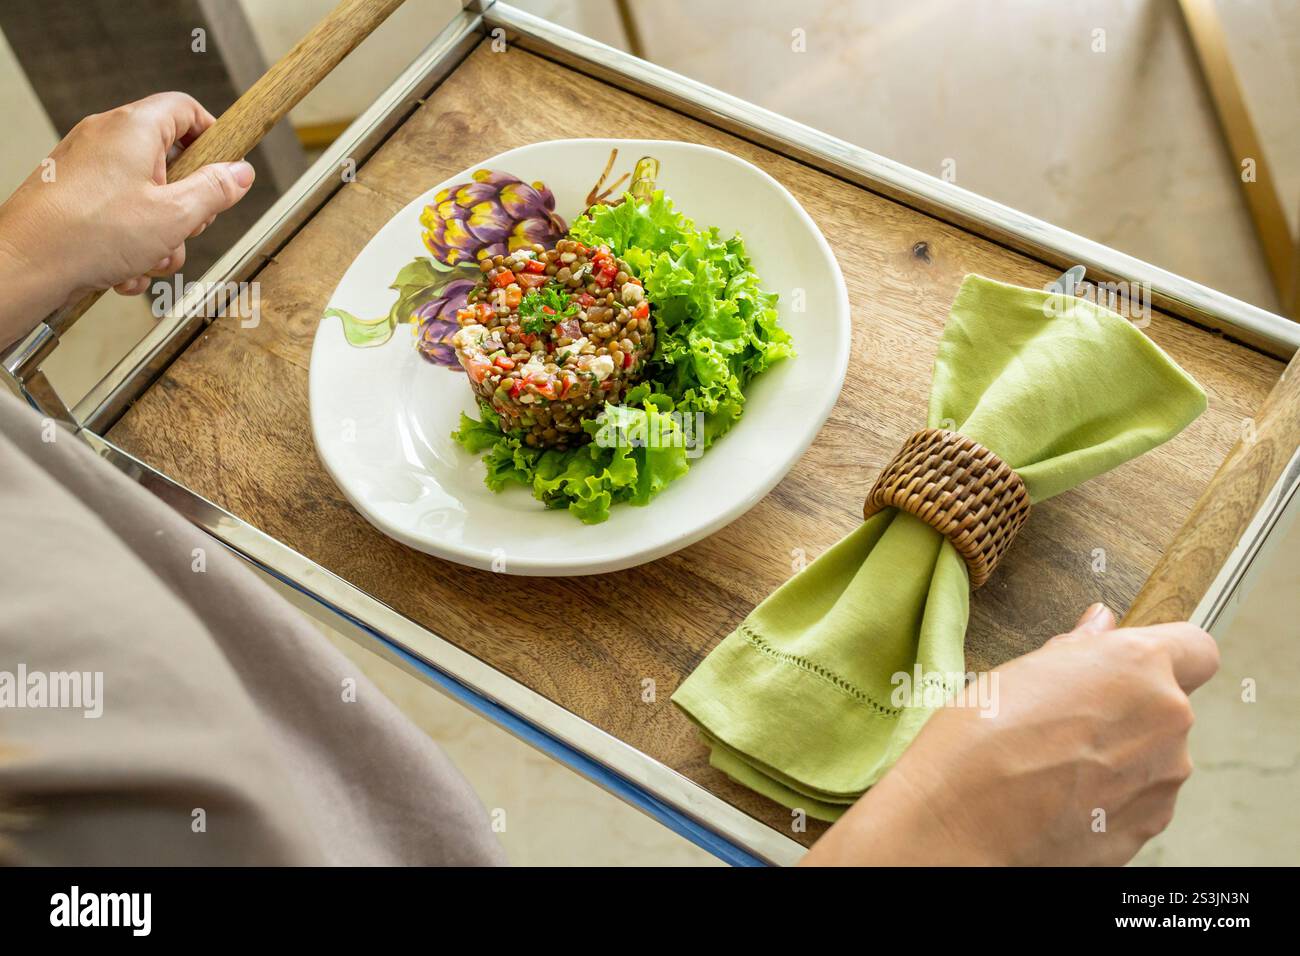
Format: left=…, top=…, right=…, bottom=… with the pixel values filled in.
left=2, top=1, right=1296, bottom=865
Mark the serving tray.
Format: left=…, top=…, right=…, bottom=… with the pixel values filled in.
left=12, top=3, right=1297, bottom=865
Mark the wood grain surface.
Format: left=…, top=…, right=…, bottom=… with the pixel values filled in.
left=107, top=43, right=1283, bottom=847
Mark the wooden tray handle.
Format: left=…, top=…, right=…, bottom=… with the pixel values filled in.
left=46, top=0, right=407, bottom=336
left=1122, top=353, right=1300, bottom=627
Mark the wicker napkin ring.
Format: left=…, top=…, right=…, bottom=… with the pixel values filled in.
left=863, top=428, right=1030, bottom=588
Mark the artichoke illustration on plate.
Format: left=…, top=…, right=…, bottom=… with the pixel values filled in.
left=420, top=170, right=568, bottom=266
left=325, top=169, right=570, bottom=367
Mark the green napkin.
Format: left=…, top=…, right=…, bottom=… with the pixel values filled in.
left=671, top=274, right=1208, bottom=820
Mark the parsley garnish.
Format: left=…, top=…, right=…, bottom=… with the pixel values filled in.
left=518, top=284, right=578, bottom=335
left=521, top=314, right=549, bottom=335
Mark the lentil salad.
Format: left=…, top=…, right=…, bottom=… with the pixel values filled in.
left=452, top=240, right=653, bottom=450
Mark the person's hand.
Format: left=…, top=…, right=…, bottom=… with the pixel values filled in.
left=0, top=92, right=254, bottom=348
left=802, top=604, right=1219, bottom=866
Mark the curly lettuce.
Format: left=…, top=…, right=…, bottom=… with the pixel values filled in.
left=452, top=191, right=794, bottom=523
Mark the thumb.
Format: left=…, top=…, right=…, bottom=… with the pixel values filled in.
left=1073, top=602, right=1116, bottom=634
left=164, top=160, right=255, bottom=233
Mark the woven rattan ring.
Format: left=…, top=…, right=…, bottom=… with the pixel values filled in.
left=863, top=428, right=1031, bottom=588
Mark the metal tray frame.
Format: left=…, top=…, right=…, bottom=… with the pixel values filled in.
left=6, top=0, right=1299, bottom=866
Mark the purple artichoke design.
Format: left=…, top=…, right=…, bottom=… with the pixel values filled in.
left=413, top=276, right=476, bottom=367
left=420, top=169, right=567, bottom=265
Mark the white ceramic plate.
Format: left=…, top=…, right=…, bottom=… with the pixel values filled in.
left=310, top=139, right=850, bottom=575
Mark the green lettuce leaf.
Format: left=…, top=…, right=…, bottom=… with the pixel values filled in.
left=453, top=395, right=691, bottom=524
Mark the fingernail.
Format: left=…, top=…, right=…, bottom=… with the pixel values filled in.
left=1083, top=602, right=1110, bottom=627
left=229, top=160, right=255, bottom=188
